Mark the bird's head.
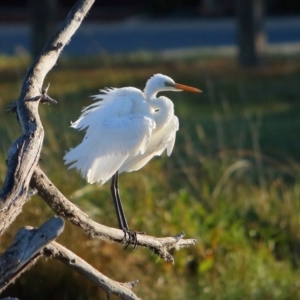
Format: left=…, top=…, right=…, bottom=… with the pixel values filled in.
left=144, top=73, right=201, bottom=99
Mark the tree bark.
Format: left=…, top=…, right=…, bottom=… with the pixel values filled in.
left=0, top=217, right=64, bottom=293
left=0, top=0, right=95, bottom=236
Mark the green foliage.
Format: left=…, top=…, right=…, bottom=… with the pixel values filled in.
left=1, top=54, right=300, bottom=299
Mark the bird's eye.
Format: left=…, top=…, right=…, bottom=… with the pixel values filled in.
left=164, top=81, right=172, bottom=87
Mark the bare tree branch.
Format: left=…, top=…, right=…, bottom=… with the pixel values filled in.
left=0, top=0, right=95, bottom=236
left=0, top=216, right=64, bottom=293
left=30, top=165, right=197, bottom=263
left=44, top=242, right=140, bottom=300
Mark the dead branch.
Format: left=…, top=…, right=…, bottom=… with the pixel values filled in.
left=0, top=0, right=95, bottom=236
left=0, top=216, right=64, bottom=293
left=0, top=218, right=140, bottom=300
left=44, top=242, right=140, bottom=300
left=30, top=165, right=197, bottom=263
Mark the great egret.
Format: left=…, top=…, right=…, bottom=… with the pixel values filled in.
left=64, top=73, right=201, bottom=245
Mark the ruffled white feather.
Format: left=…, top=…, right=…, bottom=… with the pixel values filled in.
left=64, top=87, right=156, bottom=184
left=64, top=74, right=182, bottom=185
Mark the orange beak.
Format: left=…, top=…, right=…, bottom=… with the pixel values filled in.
left=174, top=83, right=202, bottom=93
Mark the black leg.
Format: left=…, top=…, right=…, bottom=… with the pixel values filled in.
left=110, top=171, right=128, bottom=230
left=110, top=171, right=137, bottom=248
left=113, top=171, right=130, bottom=230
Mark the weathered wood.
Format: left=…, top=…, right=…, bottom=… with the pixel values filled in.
left=44, top=242, right=140, bottom=300
left=0, top=218, right=141, bottom=300
left=31, top=165, right=197, bottom=263
left=0, top=0, right=95, bottom=236
left=0, top=216, right=64, bottom=293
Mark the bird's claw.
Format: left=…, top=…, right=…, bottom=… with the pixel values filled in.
left=122, top=229, right=145, bottom=250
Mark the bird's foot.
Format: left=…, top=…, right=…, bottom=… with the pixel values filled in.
left=122, top=229, right=145, bottom=250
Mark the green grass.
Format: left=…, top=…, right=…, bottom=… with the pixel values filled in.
left=1, top=53, right=300, bottom=299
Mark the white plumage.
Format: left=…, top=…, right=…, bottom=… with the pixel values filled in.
left=119, top=100, right=179, bottom=174
left=64, top=74, right=200, bottom=185
left=64, top=87, right=155, bottom=184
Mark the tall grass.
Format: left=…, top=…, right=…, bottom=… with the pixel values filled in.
left=1, top=54, right=300, bottom=299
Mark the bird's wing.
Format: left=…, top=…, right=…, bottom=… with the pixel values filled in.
left=70, top=88, right=137, bottom=132
left=166, top=116, right=179, bottom=156
left=64, top=88, right=155, bottom=184
left=119, top=115, right=179, bottom=173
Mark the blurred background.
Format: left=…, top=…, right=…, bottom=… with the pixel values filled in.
left=1, top=0, right=300, bottom=299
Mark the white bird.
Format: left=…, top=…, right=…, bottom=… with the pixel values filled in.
left=64, top=74, right=201, bottom=245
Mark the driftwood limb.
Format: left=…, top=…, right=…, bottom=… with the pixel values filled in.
left=44, top=242, right=140, bottom=300
left=0, top=218, right=140, bottom=300
left=0, top=216, right=64, bottom=293
left=0, top=0, right=95, bottom=236
left=30, top=165, right=197, bottom=263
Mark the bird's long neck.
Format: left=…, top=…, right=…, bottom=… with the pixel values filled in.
left=150, top=96, right=174, bottom=133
